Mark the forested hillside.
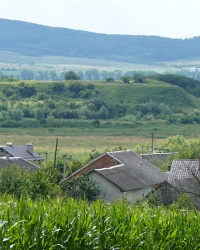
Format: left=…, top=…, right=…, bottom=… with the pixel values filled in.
left=0, top=74, right=200, bottom=129
left=1, top=19, right=200, bottom=63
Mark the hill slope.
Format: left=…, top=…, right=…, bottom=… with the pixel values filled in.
left=1, top=19, right=200, bottom=63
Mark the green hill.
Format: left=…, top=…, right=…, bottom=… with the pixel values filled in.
left=0, top=75, right=199, bottom=131
left=1, top=19, right=200, bottom=63
left=95, top=83, right=195, bottom=109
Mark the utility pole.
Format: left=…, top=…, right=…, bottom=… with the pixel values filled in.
left=54, top=138, right=58, bottom=168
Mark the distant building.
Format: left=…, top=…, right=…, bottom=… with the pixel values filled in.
left=0, top=156, right=39, bottom=172
left=0, top=142, right=43, bottom=162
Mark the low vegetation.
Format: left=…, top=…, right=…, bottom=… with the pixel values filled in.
left=0, top=196, right=199, bottom=249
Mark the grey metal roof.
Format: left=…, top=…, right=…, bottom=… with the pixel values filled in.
left=62, top=150, right=166, bottom=188
left=107, top=150, right=167, bottom=187
left=0, top=145, right=43, bottom=161
left=168, top=178, right=200, bottom=196
left=0, top=157, right=39, bottom=172
left=92, top=164, right=147, bottom=191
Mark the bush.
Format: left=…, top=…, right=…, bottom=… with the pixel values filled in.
left=0, top=165, right=62, bottom=200
left=63, top=174, right=100, bottom=201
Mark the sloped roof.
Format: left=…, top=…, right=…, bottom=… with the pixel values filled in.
left=107, top=150, right=167, bottom=187
left=91, top=164, right=147, bottom=191
left=0, top=145, right=43, bottom=161
left=0, top=157, right=39, bottom=172
left=64, top=150, right=166, bottom=189
left=168, top=159, right=200, bottom=181
left=168, top=177, right=200, bottom=195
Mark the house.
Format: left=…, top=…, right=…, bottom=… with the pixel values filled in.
left=157, top=159, right=200, bottom=206
left=63, top=150, right=167, bottom=203
left=142, top=152, right=177, bottom=162
left=168, top=159, right=200, bottom=181
left=0, top=142, right=43, bottom=162
left=0, top=156, right=39, bottom=172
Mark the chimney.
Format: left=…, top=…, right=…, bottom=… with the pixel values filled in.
left=26, top=143, right=33, bottom=155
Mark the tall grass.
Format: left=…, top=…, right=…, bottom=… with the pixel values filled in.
left=0, top=195, right=199, bottom=249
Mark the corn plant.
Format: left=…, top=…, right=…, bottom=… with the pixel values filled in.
left=0, top=195, right=199, bottom=249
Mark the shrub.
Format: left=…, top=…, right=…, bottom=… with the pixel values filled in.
left=0, top=165, right=62, bottom=200
left=63, top=174, right=100, bottom=201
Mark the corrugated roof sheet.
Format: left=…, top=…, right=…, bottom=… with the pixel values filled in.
left=108, top=150, right=167, bottom=186
left=93, top=165, right=147, bottom=191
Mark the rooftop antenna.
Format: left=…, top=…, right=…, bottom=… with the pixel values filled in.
left=140, top=162, right=143, bottom=179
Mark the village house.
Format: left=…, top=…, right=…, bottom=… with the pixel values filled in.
left=0, top=142, right=43, bottom=162
left=63, top=149, right=167, bottom=203
left=156, top=159, right=200, bottom=207
left=0, top=156, right=39, bottom=172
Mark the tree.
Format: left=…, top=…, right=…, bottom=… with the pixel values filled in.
left=0, top=165, right=30, bottom=198
left=133, top=73, right=146, bottom=83
left=120, top=75, right=132, bottom=84
left=8, top=108, right=24, bottom=121
left=106, top=77, right=114, bottom=82
left=64, top=70, right=80, bottom=80
left=20, top=70, right=34, bottom=80
left=0, top=165, right=62, bottom=200
left=63, top=174, right=100, bottom=201
left=18, top=83, right=37, bottom=98
left=99, top=105, right=109, bottom=119
left=34, top=108, right=44, bottom=120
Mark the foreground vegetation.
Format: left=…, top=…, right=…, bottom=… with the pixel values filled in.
left=0, top=195, right=199, bottom=249
left=0, top=135, right=200, bottom=248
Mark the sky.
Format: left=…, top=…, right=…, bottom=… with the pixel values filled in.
left=0, top=0, right=200, bottom=39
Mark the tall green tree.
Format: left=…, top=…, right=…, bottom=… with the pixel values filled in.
left=64, top=70, right=80, bottom=80
left=63, top=174, right=100, bottom=201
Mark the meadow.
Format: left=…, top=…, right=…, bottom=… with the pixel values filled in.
left=0, top=195, right=199, bottom=249
left=1, top=122, right=200, bottom=161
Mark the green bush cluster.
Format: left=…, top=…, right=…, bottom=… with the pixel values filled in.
left=0, top=165, right=62, bottom=199
left=0, top=74, right=199, bottom=128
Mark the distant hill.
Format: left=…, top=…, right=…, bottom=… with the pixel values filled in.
left=1, top=19, right=200, bottom=63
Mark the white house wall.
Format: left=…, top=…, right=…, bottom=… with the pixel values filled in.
left=89, top=172, right=124, bottom=202
left=125, top=187, right=151, bottom=203
left=89, top=172, right=152, bottom=203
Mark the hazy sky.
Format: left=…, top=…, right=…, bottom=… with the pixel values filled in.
left=0, top=0, right=200, bottom=39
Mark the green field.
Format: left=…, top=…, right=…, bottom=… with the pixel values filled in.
left=1, top=122, right=200, bottom=161
left=0, top=195, right=199, bottom=249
